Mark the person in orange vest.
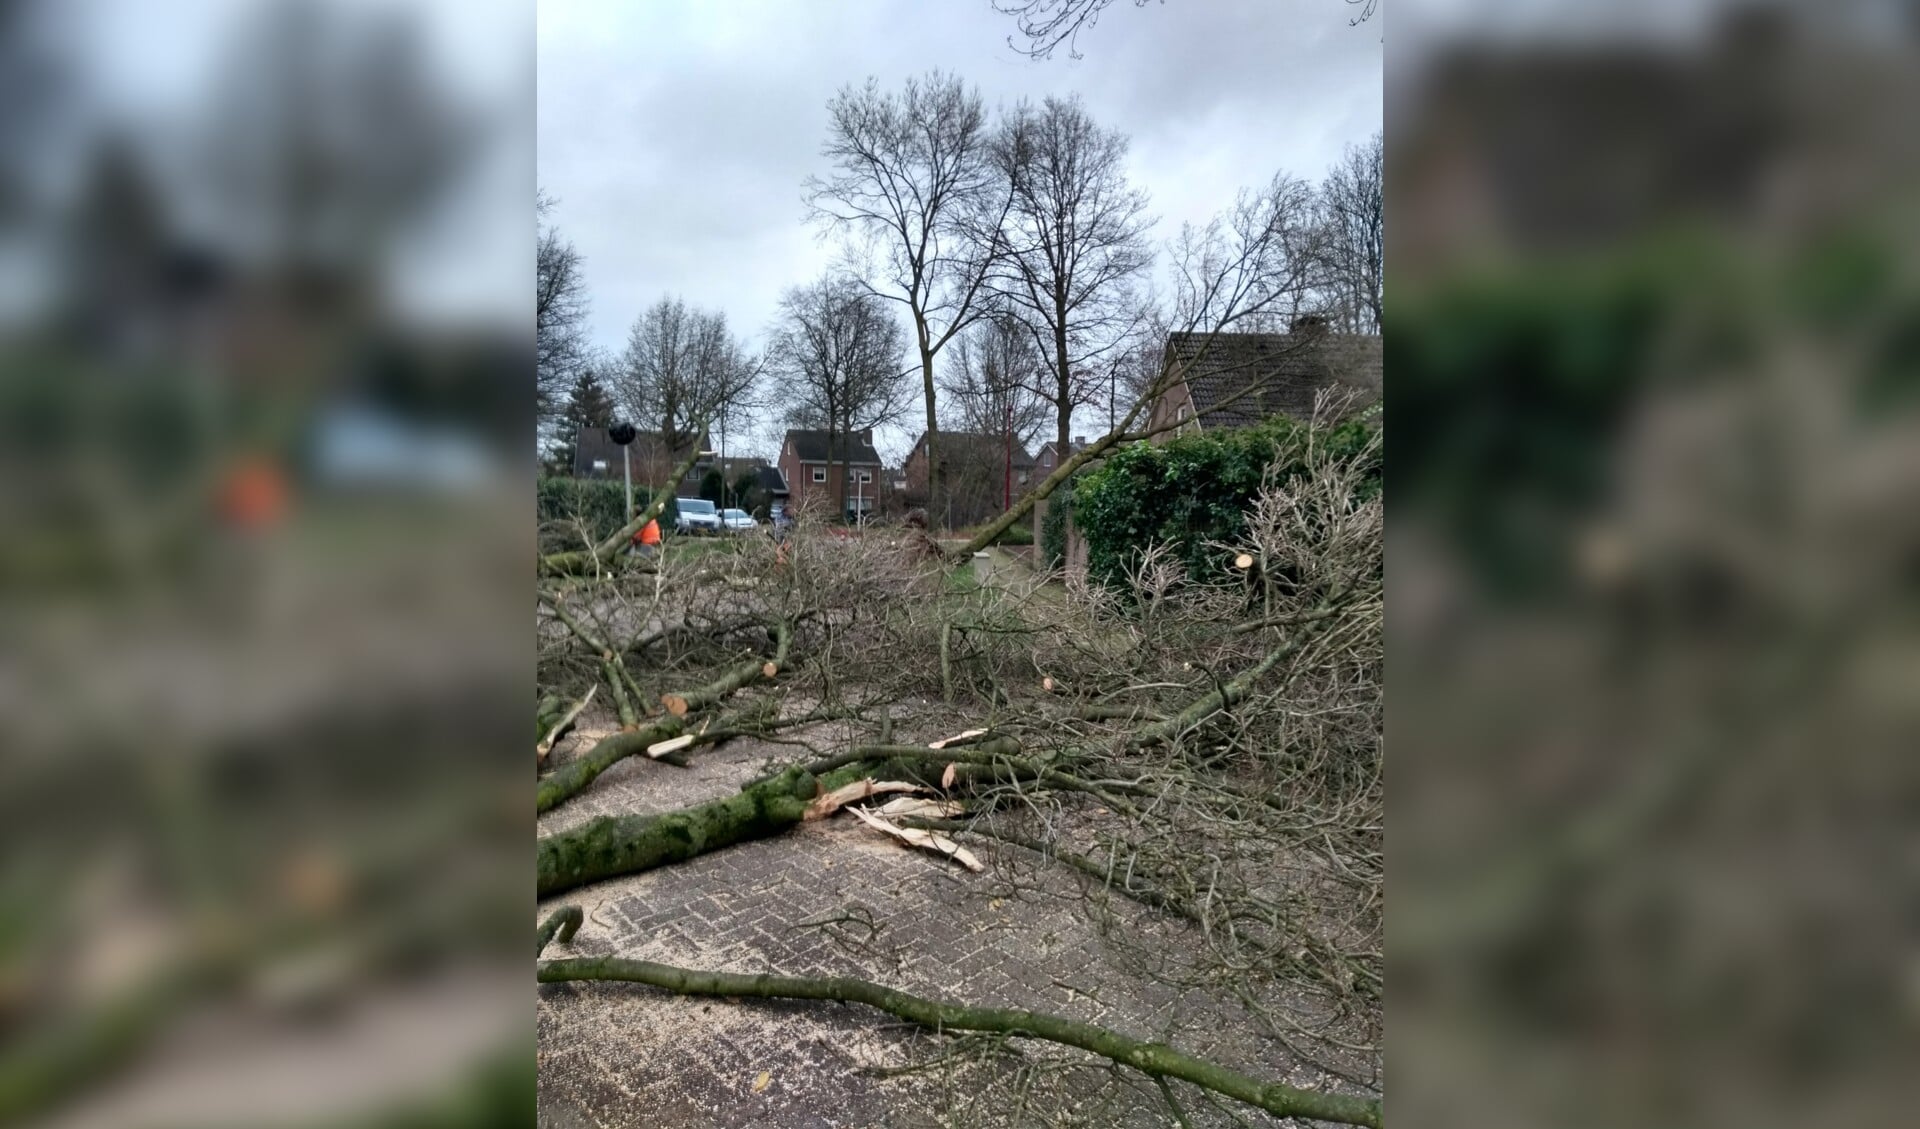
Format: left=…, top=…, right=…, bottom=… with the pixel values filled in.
left=218, top=454, right=289, bottom=531
left=630, top=514, right=662, bottom=558
left=210, top=452, right=289, bottom=628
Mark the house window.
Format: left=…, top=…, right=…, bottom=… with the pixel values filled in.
left=591, top=459, right=608, bottom=473
left=857, top=471, right=872, bottom=484
left=1042, top=454, right=1052, bottom=467
left=1177, top=404, right=1189, bottom=423
left=811, top=467, right=827, bottom=483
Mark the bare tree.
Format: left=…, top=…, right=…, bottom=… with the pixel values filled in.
left=769, top=277, right=914, bottom=517
left=1315, top=132, right=1383, bottom=333
left=993, top=0, right=1378, bottom=59
left=537, top=191, right=590, bottom=429
left=938, top=314, right=1051, bottom=445
left=990, top=95, right=1154, bottom=458
left=805, top=71, right=1006, bottom=522
left=1166, top=171, right=1324, bottom=335
left=613, top=297, right=761, bottom=454
left=952, top=166, right=1327, bottom=554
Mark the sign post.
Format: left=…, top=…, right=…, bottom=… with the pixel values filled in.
left=609, top=421, right=638, bottom=518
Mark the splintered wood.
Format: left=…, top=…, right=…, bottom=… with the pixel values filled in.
left=802, top=778, right=928, bottom=821
left=873, top=796, right=964, bottom=820
left=847, top=805, right=984, bottom=872
left=928, top=728, right=988, bottom=750
left=537, top=685, right=597, bottom=764
left=646, top=733, right=697, bottom=760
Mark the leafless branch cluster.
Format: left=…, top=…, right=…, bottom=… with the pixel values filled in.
left=992, top=0, right=1379, bottom=61
left=537, top=189, right=591, bottom=425
left=613, top=297, right=763, bottom=452
left=536, top=424, right=1384, bottom=1102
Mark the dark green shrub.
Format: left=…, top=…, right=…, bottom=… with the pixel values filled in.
left=731, top=471, right=763, bottom=517
left=537, top=476, right=655, bottom=550
left=1073, top=418, right=1379, bottom=593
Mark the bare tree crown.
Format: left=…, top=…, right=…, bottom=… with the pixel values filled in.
left=989, top=94, right=1154, bottom=452
left=537, top=190, right=590, bottom=428
left=615, top=297, right=762, bottom=451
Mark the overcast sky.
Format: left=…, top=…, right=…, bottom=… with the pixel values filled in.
left=537, top=0, right=1382, bottom=460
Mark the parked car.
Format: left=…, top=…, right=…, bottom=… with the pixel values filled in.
left=720, top=508, right=758, bottom=533
left=674, top=497, right=722, bottom=535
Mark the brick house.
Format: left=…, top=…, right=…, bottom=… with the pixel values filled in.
left=571, top=425, right=713, bottom=494
left=902, top=430, right=1037, bottom=530
left=777, top=428, right=884, bottom=521
left=1146, top=318, right=1382, bottom=442
left=1033, top=436, right=1088, bottom=478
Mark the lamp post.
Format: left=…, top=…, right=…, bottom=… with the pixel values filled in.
left=1004, top=398, right=1013, bottom=511
left=608, top=421, right=638, bottom=518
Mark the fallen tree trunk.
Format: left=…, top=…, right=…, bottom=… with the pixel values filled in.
left=542, top=647, right=1292, bottom=885
left=535, top=951, right=1382, bottom=1128
left=539, top=550, right=656, bottom=578
left=538, top=768, right=817, bottom=897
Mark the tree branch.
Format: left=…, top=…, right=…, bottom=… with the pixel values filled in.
left=537, top=954, right=1382, bottom=1127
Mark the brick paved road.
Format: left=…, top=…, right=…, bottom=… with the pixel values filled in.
left=536, top=711, right=1378, bottom=1128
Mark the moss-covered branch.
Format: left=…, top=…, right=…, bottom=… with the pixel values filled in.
left=537, top=716, right=687, bottom=814
left=537, top=906, right=583, bottom=955
left=538, top=768, right=817, bottom=897
left=660, top=621, right=792, bottom=716
left=536, top=955, right=1382, bottom=1127
left=536, top=622, right=793, bottom=814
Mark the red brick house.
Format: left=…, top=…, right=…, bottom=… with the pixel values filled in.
left=1146, top=319, right=1383, bottom=442
left=1033, top=436, right=1088, bottom=477
left=777, top=428, right=884, bottom=522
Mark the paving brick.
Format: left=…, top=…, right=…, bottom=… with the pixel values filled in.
left=536, top=722, right=1378, bottom=1128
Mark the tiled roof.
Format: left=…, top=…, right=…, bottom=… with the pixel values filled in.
left=1166, top=328, right=1382, bottom=430
left=784, top=429, right=882, bottom=464
left=756, top=465, right=789, bottom=494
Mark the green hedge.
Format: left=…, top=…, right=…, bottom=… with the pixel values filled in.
left=538, top=477, right=675, bottom=550
left=1073, top=417, right=1380, bottom=593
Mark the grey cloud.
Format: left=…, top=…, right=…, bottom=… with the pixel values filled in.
left=540, top=0, right=1380, bottom=456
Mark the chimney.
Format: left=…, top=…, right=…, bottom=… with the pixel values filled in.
left=859, top=428, right=873, bottom=446
left=1072, top=435, right=1086, bottom=447
left=1290, top=314, right=1330, bottom=337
